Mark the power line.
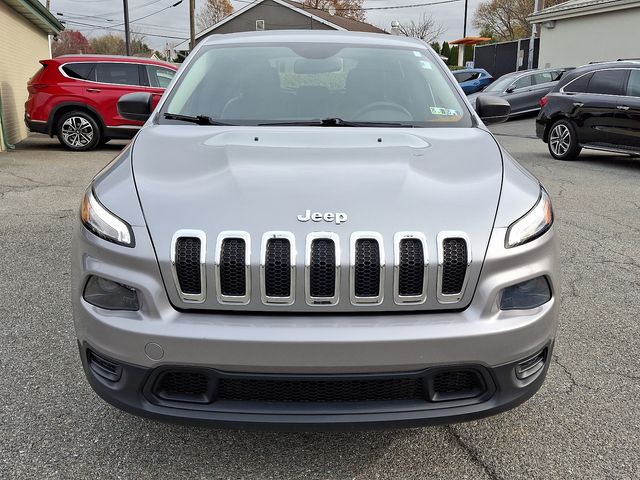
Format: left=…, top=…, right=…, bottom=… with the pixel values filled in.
left=234, top=0, right=461, bottom=11
left=60, top=19, right=188, bottom=40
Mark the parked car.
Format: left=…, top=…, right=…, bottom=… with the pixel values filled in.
left=73, top=31, right=558, bottom=430
left=536, top=61, right=640, bottom=160
left=452, top=68, right=494, bottom=94
left=468, top=67, right=572, bottom=117
left=25, top=54, right=178, bottom=151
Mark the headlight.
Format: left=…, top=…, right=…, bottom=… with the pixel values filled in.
left=505, top=187, right=553, bottom=248
left=81, top=187, right=134, bottom=247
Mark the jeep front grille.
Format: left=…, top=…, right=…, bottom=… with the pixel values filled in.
left=171, top=230, right=472, bottom=307
left=306, top=233, right=340, bottom=305
left=437, top=232, right=471, bottom=304
left=350, top=232, right=384, bottom=305
left=261, top=232, right=296, bottom=304
left=215, top=231, right=251, bottom=304
left=171, top=230, right=206, bottom=303
left=394, top=232, right=428, bottom=304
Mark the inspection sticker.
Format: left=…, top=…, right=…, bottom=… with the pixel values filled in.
left=430, top=107, right=460, bottom=116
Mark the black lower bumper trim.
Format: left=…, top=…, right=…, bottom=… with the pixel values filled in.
left=78, top=342, right=553, bottom=431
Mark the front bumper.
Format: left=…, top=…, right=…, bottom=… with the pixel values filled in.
left=80, top=341, right=553, bottom=431
left=72, top=220, right=560, bottom=429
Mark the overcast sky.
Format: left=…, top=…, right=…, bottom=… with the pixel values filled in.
left=45, top=0, right=484, bottom=50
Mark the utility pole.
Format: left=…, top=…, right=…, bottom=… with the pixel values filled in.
left=123, top=0, right=131, bottom=56
left=528, top=0, right=543, bottom=69
left=463, top=0, right=468, bottom=38
left=189, top=0, right=196, bottom=51
left=46, top=0, right=50, bottom=9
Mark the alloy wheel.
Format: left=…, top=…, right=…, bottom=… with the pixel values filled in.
left=549, top=123, right=571, bottom=157
left=61, top=116, right=94, bottom=148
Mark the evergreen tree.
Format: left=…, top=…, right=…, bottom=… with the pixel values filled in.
left=440, top=41, right=450, bottom=59
left=430, top=41, right=441, bottom=54
left=448, top=45, right=458, bottom=66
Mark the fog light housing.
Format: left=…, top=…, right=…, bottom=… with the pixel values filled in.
left=500, top=276, right=551, bottom=310
left=83, top=275, right=140, bottom=311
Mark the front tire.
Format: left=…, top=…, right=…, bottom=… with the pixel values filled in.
left=56, top=111, right=101, bottom=151
left=548, top=119, right=581, bottom=160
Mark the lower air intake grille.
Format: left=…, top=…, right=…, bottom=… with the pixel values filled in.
left=155, top=371, right=213, bottom=403
left=220, top=238, right=246, bottom=297
left=87, top=350, right=121, bottom=382
left=175, top=237, right=202, bottom=294
left=441, top=238, right=468, bottom=295
left=309, top=239, right=336, bottom=298
left=354, top=239, right=381, bottom=297
left=217, top=377, right=426, bottom=403
left=265, top=238, right=291, bottom=297
left=429, top=370, right=484, bottom=402
left=398, top=238, right=424, bottom=296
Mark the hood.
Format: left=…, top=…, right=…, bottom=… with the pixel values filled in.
left=132, top=125, right=503, bottom=312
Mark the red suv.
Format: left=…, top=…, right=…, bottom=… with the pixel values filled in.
left=25, top=55, right=178, bottom=151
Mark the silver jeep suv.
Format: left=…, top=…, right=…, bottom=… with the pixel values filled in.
left=73, top=31, right=559, bottom=430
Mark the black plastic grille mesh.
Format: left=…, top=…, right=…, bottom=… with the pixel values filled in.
left=398, top=239, right=424, bottom=296
left=217, top=377, right=426, bottom=403
left=265, top=238, right=291, bottom=297
left=157, top=371, right=209, bottom=396
left=441, top=238, right=468, bottom=295
left=309, top=239, right=336, bottom=298
left=432, top=370, right=482, bottom=396
left=175, top=237, right=201, bottom=294
left=354, top=239, right=381, bottom=297
left=220, top=238, right=246, bottom=296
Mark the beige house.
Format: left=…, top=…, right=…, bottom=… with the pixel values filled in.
left=529, top=0, right=640, bottom=68
left=0, top=0, right=63, bottom=151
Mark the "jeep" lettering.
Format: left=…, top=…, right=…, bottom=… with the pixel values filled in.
left=297, top=210, right=348, bottom=225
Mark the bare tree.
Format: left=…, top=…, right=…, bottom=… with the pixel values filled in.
left=473, top=0, right=567, bottom=41
left=397, top=13, right=445, bottom=44
left=303, top=0, right=366, bottom=22
left=197, top=0, right=234, bottom=31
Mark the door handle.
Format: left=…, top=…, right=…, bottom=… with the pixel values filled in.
left=572, top=102, right=584, bottom=107
left=616, top=105, right=630, bottom=111
left=86, top=88, right=101, bottom=93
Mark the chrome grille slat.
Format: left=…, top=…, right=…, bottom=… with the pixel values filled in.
left=215, top=231, right=251, bottom=304
left=170, top=230, right=206, bottom=303
left=305, top=232, right=340, bottom=306
left=393, top=232, right=428, bottom=305
left=260, top=232, right=296, bottom=305
left=350, top=232, right=384, bottom=305
left=169, top=230, right=472, bottom=307
left=437, top=231, right=471, bottom=304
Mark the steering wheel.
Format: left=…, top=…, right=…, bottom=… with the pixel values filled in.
left=353, top=101, right=413, bottom=121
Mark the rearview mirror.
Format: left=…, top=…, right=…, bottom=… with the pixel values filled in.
left=475, top=95, right=511, bottom=125
left=118, top=92, right=153, bottom=122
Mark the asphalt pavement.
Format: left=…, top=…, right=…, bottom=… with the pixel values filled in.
left=1, top=120, right=639, bottom=479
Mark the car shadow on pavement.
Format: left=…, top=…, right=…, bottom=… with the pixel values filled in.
left=15, top=134, right=128, bottom=152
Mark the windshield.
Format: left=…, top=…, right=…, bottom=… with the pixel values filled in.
left=161, top=43, right=472, bottom=127
left=483, top=75, right=515, bottom=93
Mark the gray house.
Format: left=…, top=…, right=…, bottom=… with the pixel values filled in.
left=176, top=0, right=385, bottom=53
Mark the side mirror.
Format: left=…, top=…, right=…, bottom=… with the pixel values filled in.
left=505, top=87, right=515, bottom=94
left=475, top=95, right=511, bottom=125
left=118, top=92, right=153, bottom=122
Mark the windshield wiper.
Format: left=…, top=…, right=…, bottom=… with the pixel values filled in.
left=163, top=113, right=233, bottom=126
left=258, top=118, right=414, bottom=128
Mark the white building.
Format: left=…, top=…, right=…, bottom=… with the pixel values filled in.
left=528, top=0, right=640, bottom=68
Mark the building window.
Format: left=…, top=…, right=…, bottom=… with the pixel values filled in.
left=256, top=19, right=265, bottom=30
